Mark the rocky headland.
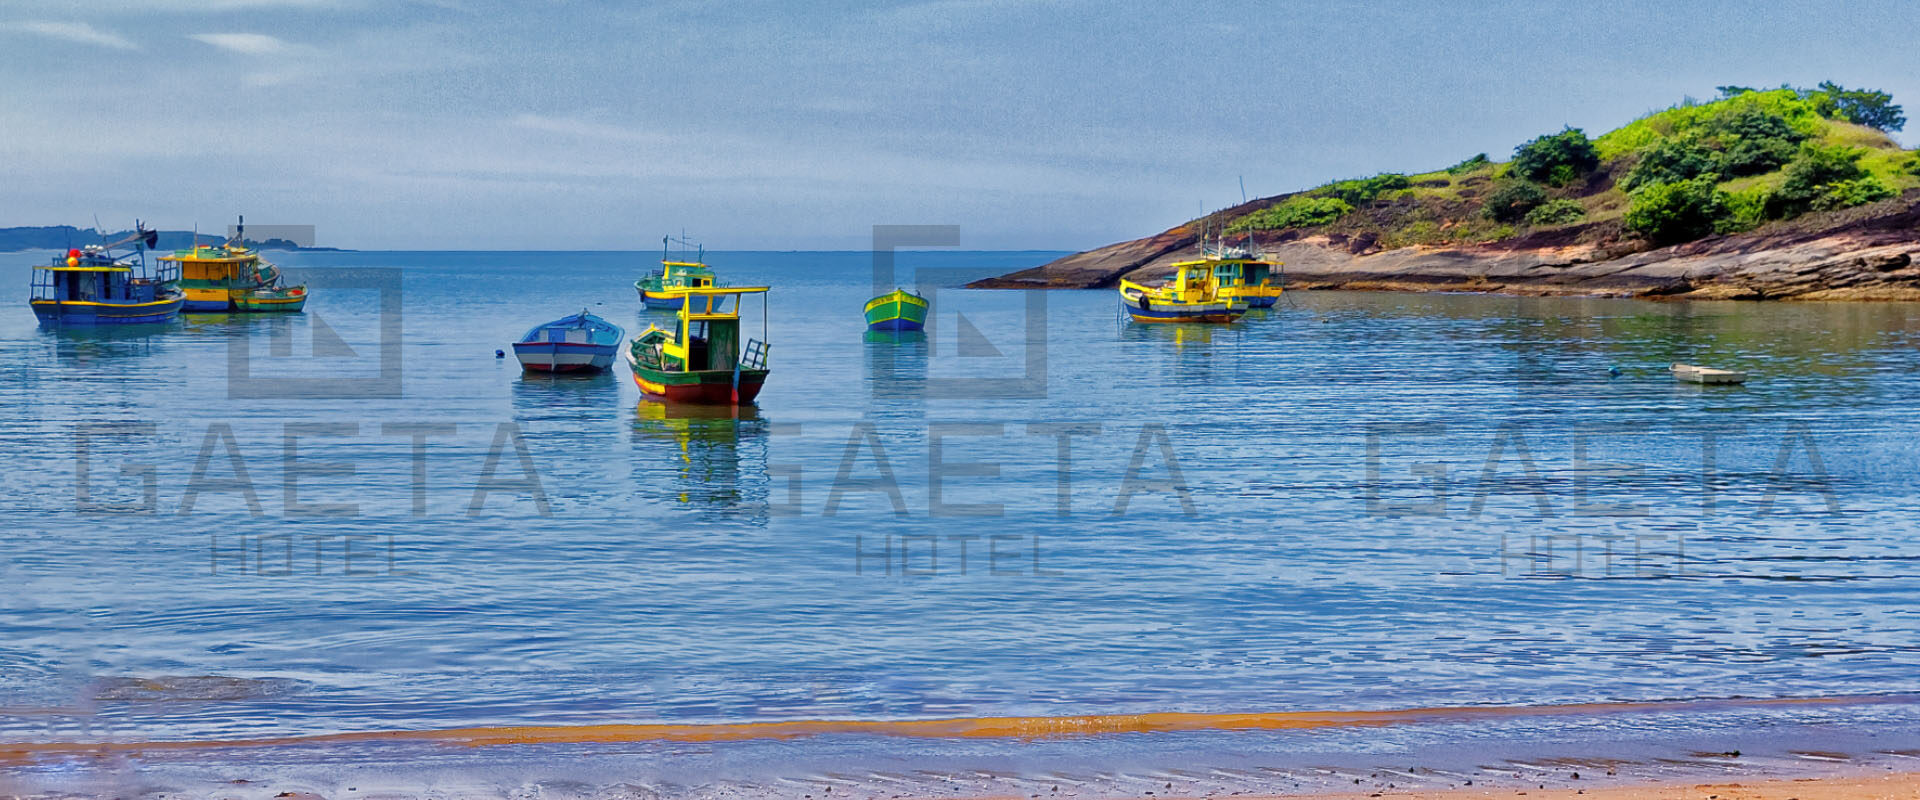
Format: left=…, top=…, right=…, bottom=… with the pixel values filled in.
left=973, top=85, right=1920, bottom=301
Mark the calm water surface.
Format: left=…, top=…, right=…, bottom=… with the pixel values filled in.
left=2, top=249, right=1919, bottom=744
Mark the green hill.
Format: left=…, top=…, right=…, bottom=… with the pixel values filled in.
left=1214, top=84, right=1917, bottom=250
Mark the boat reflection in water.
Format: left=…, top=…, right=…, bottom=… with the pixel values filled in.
left=1120, top=319, right=1224, bottom=347
left=1119, top=316, right=1265, bottom=387
left=511, top=369, right=622, bottom=419
left=863, top=328, right=927, bottom=400
left=40, top=321, right=177, bottom=367
left=630, top=402, right=770, bottom=522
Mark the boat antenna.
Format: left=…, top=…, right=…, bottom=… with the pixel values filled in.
left=236, top=214, right=245, bottom=246
left=93, top=213, right=106, bottom=246
left=1239, top=175, right=1247, bottom=205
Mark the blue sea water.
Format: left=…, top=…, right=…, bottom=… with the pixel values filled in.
left=2, top=248, right=1920, bottom=751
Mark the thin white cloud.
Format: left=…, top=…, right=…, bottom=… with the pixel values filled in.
left=5, top=21, right=140, bottom=50
left=189, top=32, right=292, bottom=54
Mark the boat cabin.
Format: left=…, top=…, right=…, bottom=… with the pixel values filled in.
left=657, top=287, right=770, bottom=373
left=661, top=261, right=718, bottom=290
left=1212, top=259, right=1274, bottom=289
left=31, top=248, right=177, bottom=307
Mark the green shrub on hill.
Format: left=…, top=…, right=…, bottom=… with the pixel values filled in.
left=1711, top=108, right=1809, bottom=176
left=1228, top=196, right=1354, bottom=231
left=1446, top=154, right=1491, bottom=174
left=1718, top=184, right=1771, bottom=233
left=1719, top=135, right=1801, bottom=177
left=1906, top=155, right=1920, bottom=177
left=1523, top=198, right=1586, bottom=226
left=1320, top=173, right=1412, bottom=206
left=1482, top=181, right=1547, bottom=223
left=1813, top=177, right=1896, bottom=211
left=1596, top=89, right=1825, bottom=161
left=1765, top=143, right=1873, bottom=218
left=1625, top=177, right=1728, bottom=244
left=1621, top=139, right=1720, bottom=191
left=1512, top=127, right=1599, bottom=185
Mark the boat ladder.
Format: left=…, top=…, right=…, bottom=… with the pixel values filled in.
left=741, top=338, right=770, bottom=370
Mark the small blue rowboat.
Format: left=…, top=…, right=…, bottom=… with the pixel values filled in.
left=512, top=310, right=624, bottom=373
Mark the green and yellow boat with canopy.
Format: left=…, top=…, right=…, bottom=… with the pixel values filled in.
left=158, top=217, right=307, bottom=312
left=627, top=286, right=771, bottom=405
left=1117, top=259, right=1248, bottom=324
left=864, top=288, right=928, bottom=331
left=636, top=235, right=724, bottom=311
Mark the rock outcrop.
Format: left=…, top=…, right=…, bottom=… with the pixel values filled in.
left=969, top=191, right=1920, bottom=301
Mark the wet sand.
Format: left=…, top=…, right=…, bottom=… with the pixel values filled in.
left=4, top=695, right=1917, bottom=799
left=1211, top=771, right=1920, bottom=800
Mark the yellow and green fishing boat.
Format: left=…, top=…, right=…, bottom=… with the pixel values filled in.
left=1117, top=259, right=1247, bottom=324
left=234, top=285, right=308, bottom=312
left=636, top=235, right=724, bottom=311
left=159, top=217, right=307, bottom=312
left=864, top=288, right=928, bottom=331
left=627, top=286, right=772, bottom=405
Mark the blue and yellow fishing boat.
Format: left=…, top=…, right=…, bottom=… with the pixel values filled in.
left=29, top=224, right=184, bottom=325
left=864, top=288, right=928, bottom=331
left=1195, top=242, right=1284, bottom=308
left=159, top=217, right=307, bottom=312
left=636, top=235, right=724, bottom=311
left=1117, top=259, right=1248, bottom=324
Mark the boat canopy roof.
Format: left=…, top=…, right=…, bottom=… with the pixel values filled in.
left=1169, top=257, right=1277, bottom=268
left=162, top=251, right=255, bottom=263
left=38, top=264, right=132, bottom=273
left=671, top=285, right=769, bottom=322
left=675, top=285, right=768, bottom=295
left=520, top=310, right=621, bottom=341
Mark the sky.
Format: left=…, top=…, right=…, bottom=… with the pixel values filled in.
left=1, top=0, right=1915, bottom=250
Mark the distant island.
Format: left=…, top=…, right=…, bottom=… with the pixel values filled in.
left=0, top=225, right=345, bottom=252
left=973, top=84, right=1920, bottom=301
